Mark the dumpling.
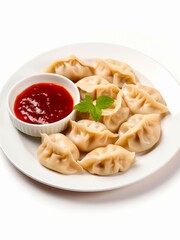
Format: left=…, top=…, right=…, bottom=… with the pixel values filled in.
left=93, top=58, right=138, bottom=88
left=37, top=133, right=83, bottom=174
left=76, top=76, right=119, bottom=100
left=76, top=75, right=110, bottom=100
left=45, top=55, right=94, bottom=82
left=79, top=144, right=135, bottom=176
left=66, top=120, right=118, bottom=152
left=101, top=91, right=130, bottom=133
left=116, top=114, right=161, bottom=152
left=76, top=75, right=109, bottom=88
left=137, top=84, right=167, bottom=105
left=122, top=84, right=168, bottom=114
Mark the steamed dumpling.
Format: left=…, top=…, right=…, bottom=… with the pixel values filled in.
left=137, top=84, right=167, bottom=105
left=116, top=114, right=161, bottom=152
left=76, top=75, right=110, bottom=100
left=37, top=133, right=82, bottom=174
left=93, top=58, right=138, bottom=88
left=76, top=75, right=120, bottom=100
left=45, top=55, right=94, bottom=82
left=100, top=91, right=130, bottom=133
left=66, top=120, right=118, bottom=152
left=122, top=84, right=168, bottom=114
left=79, top=144, right=135, bottom=176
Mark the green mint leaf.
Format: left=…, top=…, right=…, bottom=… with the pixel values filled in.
left=74, top=95, right=93, bottom=112
left=74, top=94, right=114, bottom=122
left=85, top=95, right=93, bottom=103
left=74, top=101, right=91, bottom=112
left=96, top=95, right=114, bottom=109
left=89, top=105, right=102, bottom=122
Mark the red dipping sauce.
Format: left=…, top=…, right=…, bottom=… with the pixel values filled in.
left=14, top=83, right=74, bottom=124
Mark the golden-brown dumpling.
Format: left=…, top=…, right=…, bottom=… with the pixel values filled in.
left=122, top=84, right=168, bottom=114
left=45, top=55, right=94, bottom=82
left=79, top=144, right=135, bottom=176
left=37, top=133, right=82, bottom=174
left=116, top=114, right=161, bottom=152
left=66, top=120, right=118, bottom=152
left=93, top=58, right=138, bottom=88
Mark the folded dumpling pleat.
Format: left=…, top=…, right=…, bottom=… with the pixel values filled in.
left=100, top=91, right=130, bottom=133
left=76, top=75, right=120, bottom=101
left=116, top=114, right=161, bottom=152
left=37, top=133, right=82, bottom=174
left=66, top=120, right=118, bottom=152
left=93, top=58, right=138, bottom=88
left=122, top=84, right=168, bottom=115
left=79, top=144, right=135, bottom=176
left=45, top=55, right=94, bottom=82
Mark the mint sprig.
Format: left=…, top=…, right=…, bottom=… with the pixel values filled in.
left=74, top=95, right=114, bottom=122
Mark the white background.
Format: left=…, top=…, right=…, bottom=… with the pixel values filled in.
left=0, top=0, right=180, bottom=239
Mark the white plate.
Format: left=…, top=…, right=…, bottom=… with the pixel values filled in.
left=0, top=43, right=180, bottom=192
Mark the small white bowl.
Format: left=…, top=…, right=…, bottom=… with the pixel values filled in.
left=7, top=73, right=80, bottom=137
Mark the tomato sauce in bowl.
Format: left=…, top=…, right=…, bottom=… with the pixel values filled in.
left=14, top=83, right=74, bottom=124
left=7, top=73, right=80, bottom=137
